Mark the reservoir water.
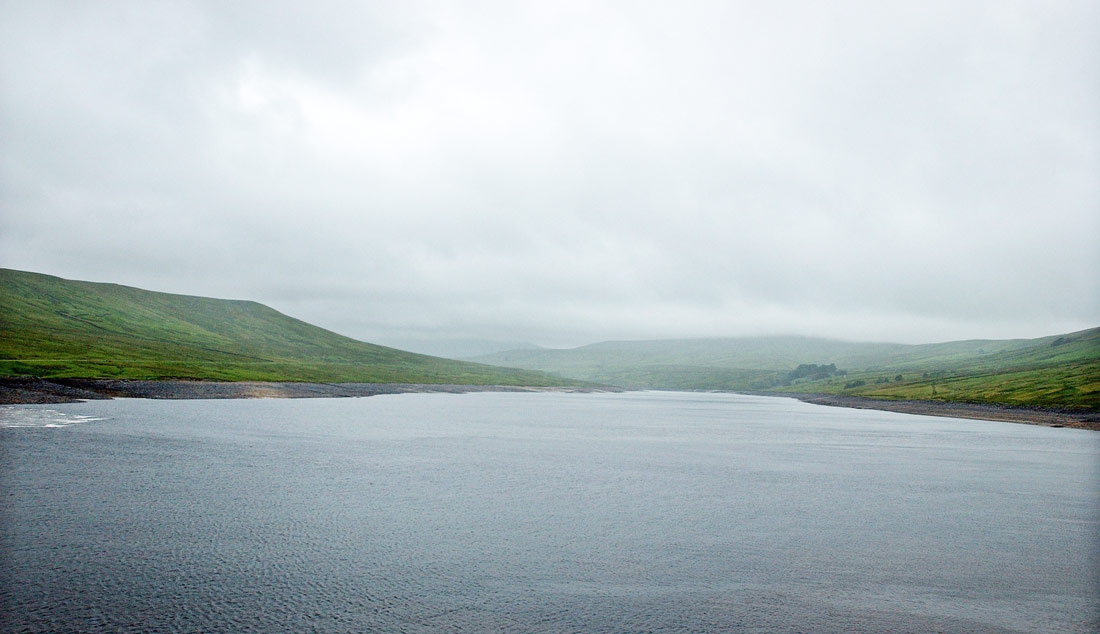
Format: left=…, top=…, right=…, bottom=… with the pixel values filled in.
left=1, top=391, right=1097, bottom=633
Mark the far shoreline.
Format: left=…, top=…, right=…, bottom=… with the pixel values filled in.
left=2, top=378, right=1096, bottom=432
left=0, top=378, right=614, bottom=405
left=760, top=391, right=1100, bottom=432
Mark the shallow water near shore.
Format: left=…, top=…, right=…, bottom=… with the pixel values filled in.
left=2, top=391, right=1097, bottom=633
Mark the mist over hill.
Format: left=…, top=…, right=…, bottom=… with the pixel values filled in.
left=472, top=330, right=1100, bottom=410
left=372, top=338, right=543, bottom=361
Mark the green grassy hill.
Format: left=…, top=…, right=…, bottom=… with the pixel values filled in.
left=789, top=328, right=1100, bottom=409
left=473, top=330, right=1100, bottom=410
left=0, top=269, right=577, bottom=386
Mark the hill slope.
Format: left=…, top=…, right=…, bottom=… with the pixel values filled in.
left=472, top=330, right=1100, bottom=410
left=0, top=269, right=575, bottom=386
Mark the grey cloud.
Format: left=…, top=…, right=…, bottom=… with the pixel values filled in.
left=2, top=1, right=1097, bottom=347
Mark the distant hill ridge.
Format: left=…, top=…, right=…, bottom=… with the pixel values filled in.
left=0, top=268, right=575, bottom=386
left=471, top=329, right=1100, bottom=410
left=3, top=268, right=1095, bottom=410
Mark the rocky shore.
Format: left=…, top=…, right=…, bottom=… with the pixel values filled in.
left=0, top=378, right=611, bottom=405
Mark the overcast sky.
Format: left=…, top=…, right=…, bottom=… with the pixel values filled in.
left=2, top=1, right=1097, bottom=348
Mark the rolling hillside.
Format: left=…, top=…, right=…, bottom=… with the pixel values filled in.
left=0, top=269, right=577, bottom=386
left=472, top=330, right=1100, bottom=410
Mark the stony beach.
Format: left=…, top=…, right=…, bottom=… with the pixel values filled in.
left=0, top=378, right=608, bottom=405
left=783, top=392, right=1100, bottom=431
left=2, top=378, right=1095, bottom=431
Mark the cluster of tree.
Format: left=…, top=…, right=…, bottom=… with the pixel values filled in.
left=785, top=363, right=844, bottom=384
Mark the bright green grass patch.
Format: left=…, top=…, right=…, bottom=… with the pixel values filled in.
left=783, top=361, right=1099, bottom=410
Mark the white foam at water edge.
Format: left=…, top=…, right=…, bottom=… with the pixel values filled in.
left=0, top=406, right=106, bottom=428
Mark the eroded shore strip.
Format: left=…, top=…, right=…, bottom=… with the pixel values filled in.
left=0, top=378, right=613, bottom=405
left=780, top=392, right=1100, bottom=431
left=3, top=378, right=1095, bottom=431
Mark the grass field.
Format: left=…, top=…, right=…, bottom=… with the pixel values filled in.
left=779, top=329, right=1100, bottom=409
left=0, top=269, right=580, bottom=387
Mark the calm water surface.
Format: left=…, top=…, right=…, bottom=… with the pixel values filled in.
left=1, top=392, right=1097, bottom=633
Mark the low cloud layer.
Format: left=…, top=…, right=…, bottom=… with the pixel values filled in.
left=2, top=1, right=1097, bottom=346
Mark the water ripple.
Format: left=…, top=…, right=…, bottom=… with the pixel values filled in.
left=0, top=405, right=106, bottom=428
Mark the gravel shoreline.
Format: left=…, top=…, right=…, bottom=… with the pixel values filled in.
left=0, top=378, right=612, bottom=405
left=775, top=392, right=1100, bottom=431
left=3, top=378, right=1095, bottom=431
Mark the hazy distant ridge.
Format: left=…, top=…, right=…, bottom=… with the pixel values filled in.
left=472, top=331, right=1100, bottom=410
